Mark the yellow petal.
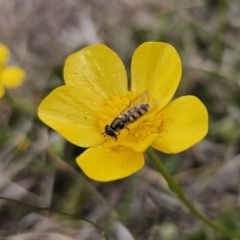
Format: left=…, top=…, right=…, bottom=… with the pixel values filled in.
left=152, top=96, right=208, bottom=153
left=64, top=44, right=128, bottom=98
left=106, top=132, right=160, bottom=153
left=38, top=86, right=105, bottom=147
left=0, top=85, right=5, bottom=98
left=0, top=43, right=10, bottom=67
left=1, top=66, right=25, bottom=88
left=77, top=144, right=144, bottom=181
left=131, top=42, right=182, bottom=109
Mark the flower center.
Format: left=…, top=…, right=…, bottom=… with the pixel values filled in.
left=99, top=91, right=163, bottom=144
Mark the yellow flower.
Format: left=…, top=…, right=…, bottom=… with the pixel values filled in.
left=38, top=42, right=208, bottom=182
left=0, top=43, right=26, bottom=98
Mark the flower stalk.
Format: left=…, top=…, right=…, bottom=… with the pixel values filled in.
left=146, top=147, right=240, bottom=239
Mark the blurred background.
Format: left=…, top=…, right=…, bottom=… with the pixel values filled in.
left=1, top=0, right=240, bottom=239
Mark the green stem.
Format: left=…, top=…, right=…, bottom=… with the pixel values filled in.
left=0, top=196, right=109, bottom=240
left=146, top=147, right=240, bottom=239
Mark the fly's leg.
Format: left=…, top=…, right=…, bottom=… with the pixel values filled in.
left=125, top=127, right=131, bottom=134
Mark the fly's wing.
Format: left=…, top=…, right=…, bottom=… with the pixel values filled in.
left=147, top=98, right=159, bottom=113
left=125, top=90, right=158, bottom=113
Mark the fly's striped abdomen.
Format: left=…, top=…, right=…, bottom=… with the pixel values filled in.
left=126, top=103, right=149, bottom=123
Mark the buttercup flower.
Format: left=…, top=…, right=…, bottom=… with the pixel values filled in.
left=0, top=43, right=26, bottom=98
left=38, top=42, right=208, bottom=182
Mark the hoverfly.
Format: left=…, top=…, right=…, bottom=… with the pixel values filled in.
left=102, top=91, right=158, bottom=140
